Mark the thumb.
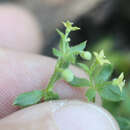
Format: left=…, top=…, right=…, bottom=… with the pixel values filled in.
left=0, top=100, right=119, bottom=130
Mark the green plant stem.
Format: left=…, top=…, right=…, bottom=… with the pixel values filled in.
left=46, top=59, right=61, bottom=92
left=90, top=59, right=97, bottom=74
left=46, top=29, right=71, bottom=92
left=89, top=59, right=99, bottom=89
left=46, top=70, right=58, bottom=92
left=46, top=57, right=67, bottom=92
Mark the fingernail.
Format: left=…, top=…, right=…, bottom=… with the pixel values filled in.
left=50, top=100, right=119, bottom=130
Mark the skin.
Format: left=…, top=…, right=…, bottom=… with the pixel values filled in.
left=0, top=100, right=119, bottom=130
left=0, top=4, right=43, bottom=53
left=0, top=4, right=120, bottom=130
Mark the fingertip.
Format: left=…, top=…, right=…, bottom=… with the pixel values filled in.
left=53, top=100, right=119, bottom=130
left=0, top=100, right=119, bottom=130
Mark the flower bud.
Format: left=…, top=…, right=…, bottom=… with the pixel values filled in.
left=62, top=69, right=74, bottom=82
left=80, top=51, right=92, bottom=60
left=67, top=38, right=71, bottom=42
left=112, top=72, right=125, bottom=92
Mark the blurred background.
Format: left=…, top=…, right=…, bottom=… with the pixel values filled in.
left=0, top=0, right=129, bottom=129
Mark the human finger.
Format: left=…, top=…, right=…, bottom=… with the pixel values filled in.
left=0, top=4, right=43, bottom=53
left=0, top=100, right=119, bottom=130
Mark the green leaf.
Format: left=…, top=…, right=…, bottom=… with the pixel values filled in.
left=65, top=53, right=76, bottom=64
left=70, top=41, right=86, bottom=54
left=52, top=48, right=62, bottom=57
left=85, top=88, right=96, bottom=101
left=43, top=91, right=59, bottom=101
left=69, top=76, right=90, bottom=87
left=56, top=29, right=65, bottom=39
left=95, top=64, right=113, bottom=84
left=71, top=27, right=80, bottom=31
left=101, top=82, right=126, bottom=98
left=14, top=90, right=44, bottom=107
left=77, top=63, right=90, bottom=74
left=56, top=29, right=65, bottom=51
left=98, top=85, right=124, bottom=102
left=116, top=117, right=130, bottom=130
left=107, top=84, right=121, bottom=95
left=69, top=54, right=76, bottom=64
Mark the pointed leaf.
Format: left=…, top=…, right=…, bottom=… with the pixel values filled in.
left=85, top=88, right=96, bottom=101
left=70, top=41, right=86, bottom=54
left=69, top=76, right=90, bottom=87
left=98, top=85, right=125, bottom=102
left=116, top=117, right=130, bottom=130
left=56, top=29, right=65, bottom=39
left=67, top=54, right=76, bottom=64
left=14, top=90, right=44, bottom=107
left=105, top=84, right=121, bottom=95
left=52, top=48, right=62, bottom=57
left=77, top=63, right=90, bottom=74
left=56, top=29, right=65, bottom=51
left=100, top=82, right=126, bottom=98
left=95, top=65, right=113, bottom=84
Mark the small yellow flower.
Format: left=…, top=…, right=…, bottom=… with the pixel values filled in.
left=93, top=50, right=111, bottom=66
left=63, top=21, right=80, bottom=31
left=112, top=72, right=125, bottom=92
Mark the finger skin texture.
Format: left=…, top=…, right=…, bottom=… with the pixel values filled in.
left=0, top=49, right=89, bottom=118
left=0, top=4, right=43, bottom=53
left=0, top=100, right=120, bottom=130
